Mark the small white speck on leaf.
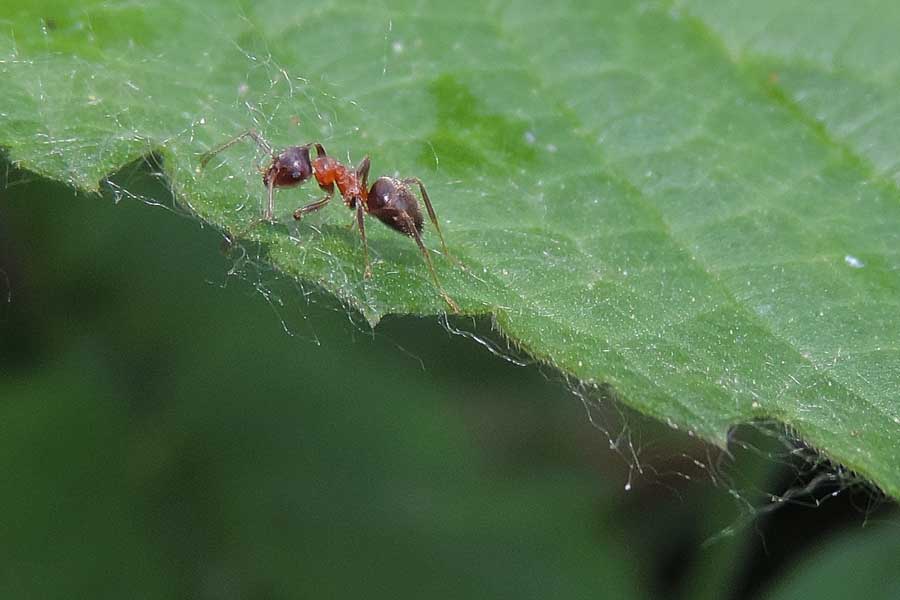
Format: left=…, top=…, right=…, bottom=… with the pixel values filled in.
left=844, top=255, right=864, bottom=268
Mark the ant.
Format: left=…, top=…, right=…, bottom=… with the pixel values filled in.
left=199, top=129, right=460, bottom=312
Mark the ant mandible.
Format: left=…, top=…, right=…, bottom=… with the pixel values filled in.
left=199, top=129, right=460, bottom=313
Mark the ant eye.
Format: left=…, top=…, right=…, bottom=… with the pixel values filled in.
left=292, top=171, right=302, bottom=179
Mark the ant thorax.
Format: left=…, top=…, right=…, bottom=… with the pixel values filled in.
left=313, top=156, right=364, bottom=205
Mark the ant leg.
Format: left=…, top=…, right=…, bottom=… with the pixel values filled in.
left=230, top=176, right=276, bottom=238
left=293, top=184, right=335, bottom=220
left=402, top=177, right=452, bottom=259
left=355, top=202, right=372, bottom=279
left=264, top=176, right=276, bottom=222
left=356, top=156, right=371, bottom=189
left=223, top=177, right=277, bottom=246
left=198, top=129, right=273, bottom=170
left=399, top=212, right=460, bottom=313
left=314, top=143, right=327, bottom=158
left=349, top=159, right=372, bottom=232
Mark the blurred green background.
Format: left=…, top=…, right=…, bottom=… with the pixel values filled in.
left=0, top=159, right=897, bottom=598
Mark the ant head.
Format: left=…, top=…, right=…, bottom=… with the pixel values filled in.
left=263, top=145, right=313, bottom=188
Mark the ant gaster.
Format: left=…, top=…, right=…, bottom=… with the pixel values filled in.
left=199, top=129, right=460, bottom=312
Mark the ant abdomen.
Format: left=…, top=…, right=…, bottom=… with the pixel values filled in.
left=368, top=177, right=424, bottom=236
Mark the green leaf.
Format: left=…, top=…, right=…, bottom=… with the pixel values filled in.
left=763, top=524, right=900, bottom=600
left=1, top=1, right=898, bottom=497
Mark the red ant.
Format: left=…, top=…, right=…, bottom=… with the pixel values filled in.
left=199, top=130, right=460, bottom=312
